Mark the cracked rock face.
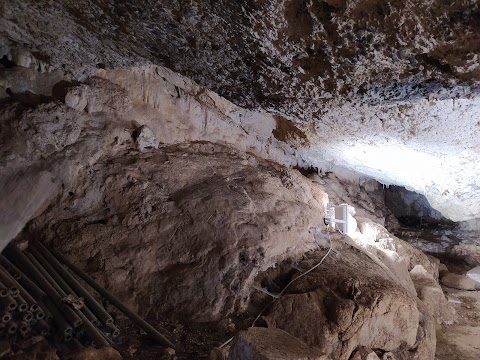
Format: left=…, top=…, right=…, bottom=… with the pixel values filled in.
left=2, top=0, right=480, bottom=222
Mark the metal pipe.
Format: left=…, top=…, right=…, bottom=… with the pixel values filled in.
left=0, top=268, right=19, bottom=297
left=0, top=311, right=11, bottom=323
left=0, top=255, right=46, bottom=300
left=35, top=319, right=50, bottom=336
left=22, top=311, right=34, bottom=323
left=24, top=247, right=109, bottom=347
left=74, top=328, right=84, bottom=339
left=100, top=327, right=113, bottom=345
left=4, top=246, right=75, bottom=335
left=0, top=295, right=17, bottom=311
left=52, top=248, right=175, bottom=348
left=0, top=281, right=8, bottom=298
left=76, top=310, right=110, bottom=347
left=41, top=297, right=72, bottom=335
left=0, top=264, right=39, bottom=310
left=69, top=338, right=84, bottom=351
left=34, top=308, right=45, bottom=320
left=15, top=295, right=28, bottom=312
left=35, top=242, right=112, bottom=326
left=6, top=321, right=17, bottom=335
left=25, top=252, right=83, bottom=328
left=106, top=323, right=120, bottom=338
left=19, top=321, right=30, bottom=337
left=30, top=243, right=101, bottom=326
left=43, top=309, right=52, bottom=322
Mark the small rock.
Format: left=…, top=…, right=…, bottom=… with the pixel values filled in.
left=10, top=339, right=59, bottom=360
left=228, top=327, right=323, bottom=360
left=382, top=353, right=396, bottom=360
left=219, top=318, right=236, bottom=333
left=350, top=347, right=380, bottom=360
left=466, top=266, right=480, bottom=289
left=410, top=265, right=455, bottom=324
left=210, top=347, right=228, bottom=360
left=135, top=125, right=159, bottom=152
left=163, top=347, right=176, bottom=357
left=441, top=273, right=477, bottom=290
left=17, top=336, right=45, bottom=349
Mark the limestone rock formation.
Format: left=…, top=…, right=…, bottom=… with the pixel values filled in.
left=261, top=244, right=422, bottom=359
left=440, top=273, right=478, bottom=291
left=410, top=265, right=456, bottom=325
left=2, top=1, right=480, bottom=222
left=228, top=327, right=323, bottom=360
left=26, top=142, right=330, bottom=321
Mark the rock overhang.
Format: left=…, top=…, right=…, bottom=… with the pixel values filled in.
left=1, top=0, right=480, bottom=222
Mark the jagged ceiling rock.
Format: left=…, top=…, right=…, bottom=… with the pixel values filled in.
left=1, top=0, right=480, bottom=221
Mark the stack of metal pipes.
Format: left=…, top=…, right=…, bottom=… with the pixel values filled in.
left=1, top=242, right=120, bottom=349
left=0, top=242, right=174, bottom=351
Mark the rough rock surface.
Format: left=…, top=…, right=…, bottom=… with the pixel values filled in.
left=466, top=266, right=480, bottom=289
left=1, top=3, right=479, bottom=358
left=350, top=347, right=380, bottom=360
left=409, top=265, right=455, bottom=325
left=261, top=233, right=437, bottom=359
left=394, top=226, right=480, bottom=267
left=228, top=327, right=323, bottom=360
left=0, top=69, right=449, bottom=358
left=0, top=67, right=312, bottom=250
left=1, top=1, right=480, bottom=221
left=440, top=273, right=478, bottom=291
left=26, top=143, right=329, bottom=321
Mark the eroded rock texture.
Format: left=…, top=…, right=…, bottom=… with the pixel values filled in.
left=257, top=219, right=455, bottom=359
left=2, top=0, right=480, bottom=222
left=27, top=143, right=329, bottom=322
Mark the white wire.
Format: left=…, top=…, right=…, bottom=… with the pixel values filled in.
left=219, top=226, right=336, bottom=348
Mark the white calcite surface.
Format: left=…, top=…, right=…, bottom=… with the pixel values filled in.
left=300, top=88, right=480, bottom=222
left=98, top=66, right=480, bottom=222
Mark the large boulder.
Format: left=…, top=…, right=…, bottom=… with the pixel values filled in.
left=28, top=143, right=330, bottom=322
left=228, top=327, right=323, bottom=360
left=440, top=273, right=478, bottom=291
left=262, top=240, right=427, bottom=359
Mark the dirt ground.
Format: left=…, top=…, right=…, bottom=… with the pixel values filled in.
left=393, top=224, right=480, bottom=360
left=436, top=274, right=480, bottom=359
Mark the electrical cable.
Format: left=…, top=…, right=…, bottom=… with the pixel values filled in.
left=219, top=225, right=336, bottom=349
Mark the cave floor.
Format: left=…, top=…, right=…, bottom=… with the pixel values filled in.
left=436, top=288, right=480, bottom=360
left=394, top=225, right=480, bottom=360
left=105, top=317, right=229, bottom=359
